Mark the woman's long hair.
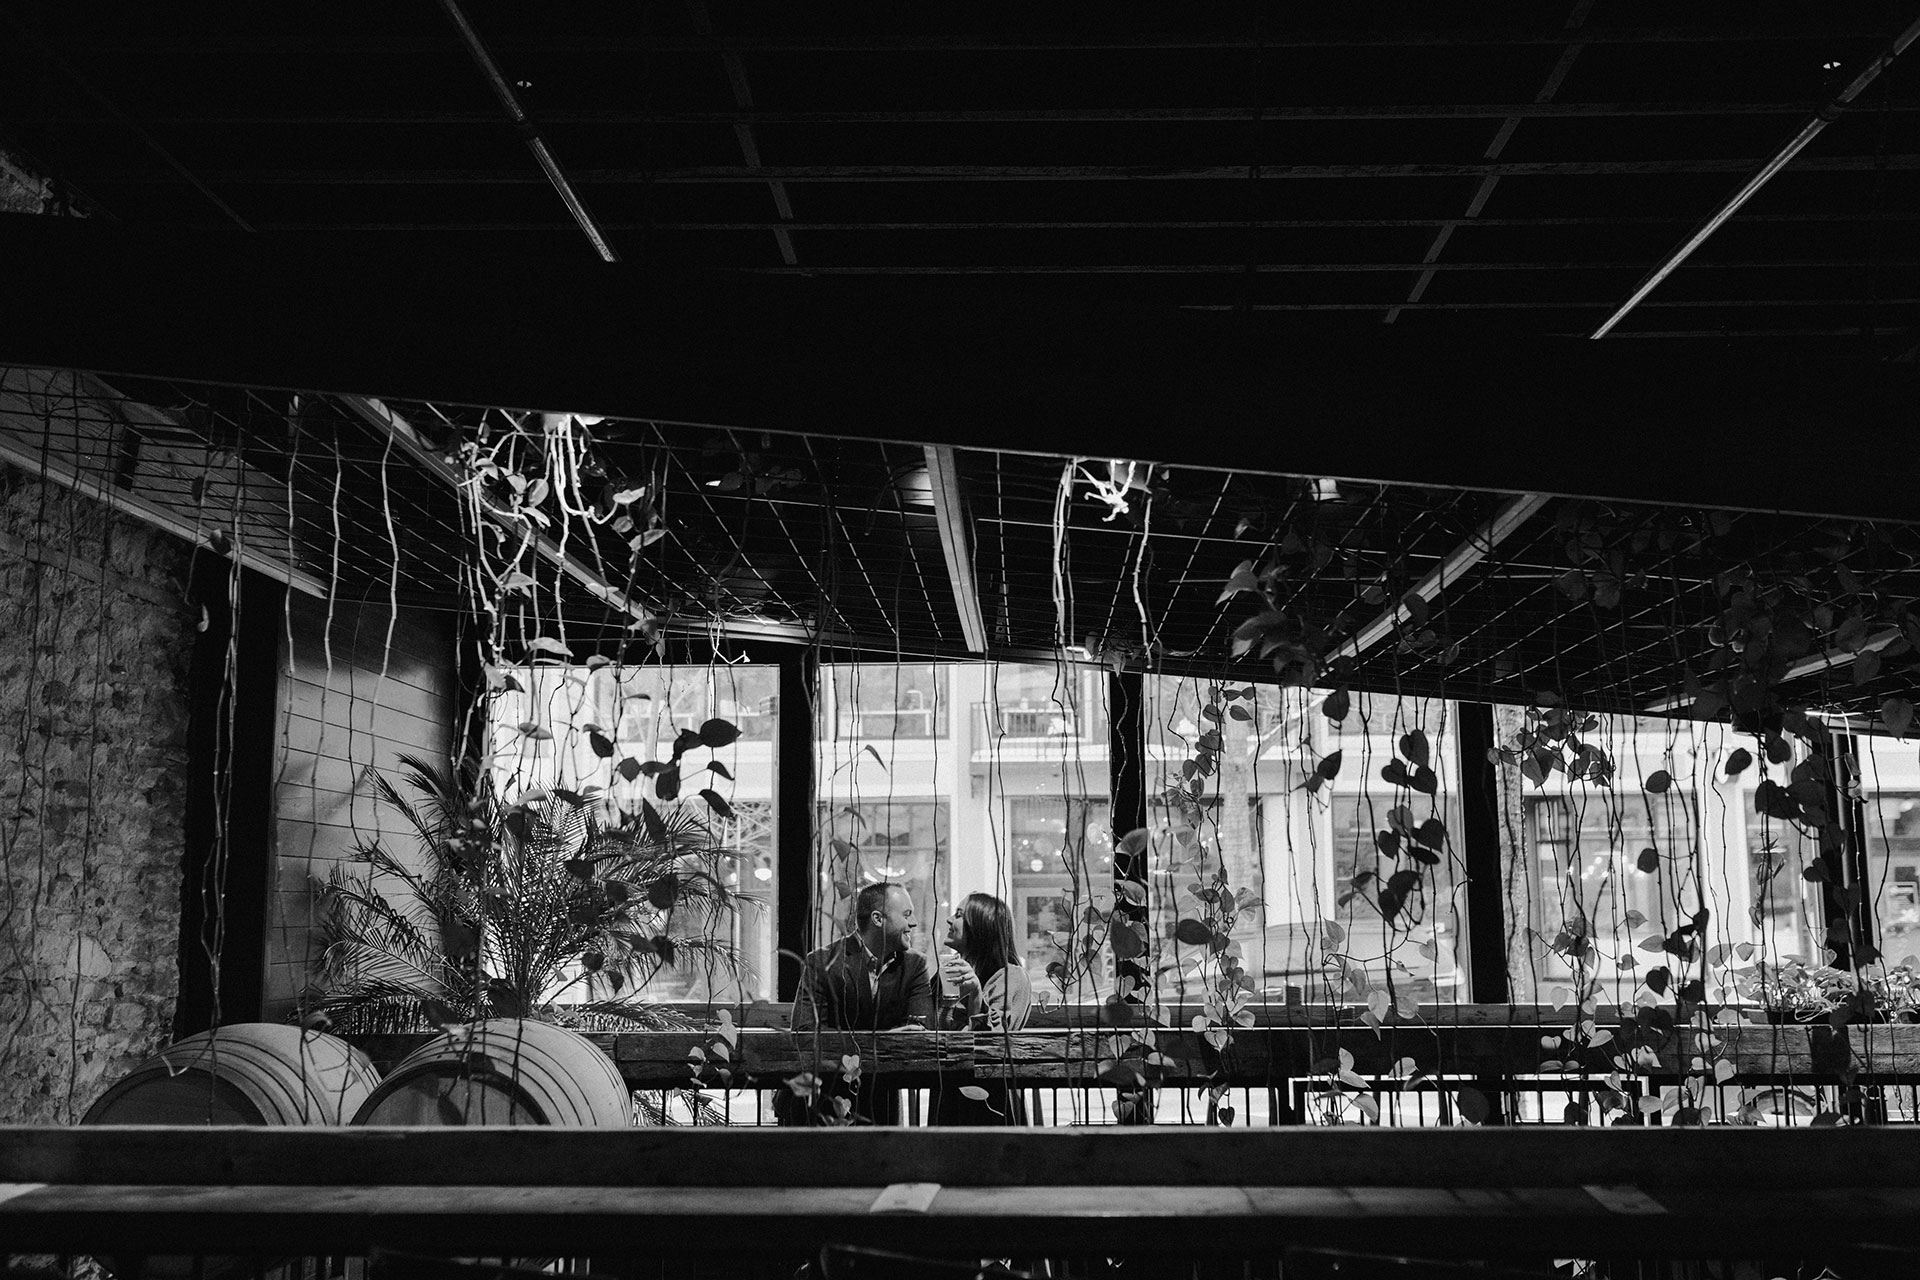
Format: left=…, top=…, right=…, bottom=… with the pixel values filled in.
left=956, top=892, right=1019, bottom=986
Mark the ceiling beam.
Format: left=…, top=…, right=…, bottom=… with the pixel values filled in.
left=5, top=219, right=1917, bottom=524
left=0, top=397, right=327, bottom=598
left=683, top=0, right=798, bottom=267
left=43, top=102, right=1920, bottom=125
left=1642, top=629, right=1904, bottom=715
left=436, top=0, right=618, bottom=262
left=924, top=446, right=988, bottom=653
left=250, top=213, right=1920, bottom=233
left=1326, top=494, right=1552, bottom=664
left=91, top=155, right=1920, bottom=183
left=335, top=394, right=843, bottom=648
left=1593, top=11, right=1920, bottom=339
left=74, top=27, right=1910, bottom=54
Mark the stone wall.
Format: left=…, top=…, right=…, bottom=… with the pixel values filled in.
left=0, top=465, right=195, bottom=1123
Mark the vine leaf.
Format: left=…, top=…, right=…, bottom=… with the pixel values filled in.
left=1174, top=918, right=1213, bottom=945
left=1644, top=769, right=1672, bottom=794
left=1399, top=730, right=1430, bottom=769
left=1304, top=750, right=1343, bottom=795
left=1883, top=698, right=1915, bottom=740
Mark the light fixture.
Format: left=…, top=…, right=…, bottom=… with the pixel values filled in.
left=753, top=865, right=773, bottom=882
left=1029, top=857, right=1045, bottom=873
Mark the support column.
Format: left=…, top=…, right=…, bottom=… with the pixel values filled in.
left=1816, top=732, right=1874, bottom=970
left=1106, top=668, right=1153, bottom=1124
left=1455, top=703, right=1511, bottom=1004
left=775, top=646, right=818, bottom=1000
left=1454, top=701, right=1511, bottom=1125
left=175, top=558, right=281, bottom=1035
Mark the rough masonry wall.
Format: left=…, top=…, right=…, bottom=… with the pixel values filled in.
left=0, top=465, right=195, bottom=1123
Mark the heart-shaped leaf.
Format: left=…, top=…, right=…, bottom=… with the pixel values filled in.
left=1644, top=769, right=1672, bottom=794
left=1399, top=730, right=1430, bottom=769
left=1323, top=686, right=1350, bottom=723
left=699, top=717, right=741, bottom=749
left=1174, top=918, right=1213, bottom=945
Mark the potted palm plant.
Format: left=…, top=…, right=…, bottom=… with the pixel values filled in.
left=310, top=753, right=748, bottom=1034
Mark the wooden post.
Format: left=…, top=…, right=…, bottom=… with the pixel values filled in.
left=1816, top=732, right=1874, bottom=971
left=1455, top=703, right=1510, bottom=1005
left=1106, top=668, right=1153, bottom=1123
left=776, top=646, right=818, bottom=1000
left=175, top=557, right=281, bottom=1034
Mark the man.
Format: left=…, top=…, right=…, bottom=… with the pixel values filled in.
left=782, top=881, right=932, bottom=1124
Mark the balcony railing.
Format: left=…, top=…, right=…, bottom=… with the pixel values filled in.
left=349, top=1006, right=1920, bottom=1130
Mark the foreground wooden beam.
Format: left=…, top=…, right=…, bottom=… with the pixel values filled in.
left=3, top=1127, right=1919, bottom=1258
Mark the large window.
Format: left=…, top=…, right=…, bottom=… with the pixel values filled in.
left=814, top=800, right=949, bottom=955
left=822, top=663, right=947, bottom=741
left=484, top=656, right=1920, bottom=1014
left=488, top=662, right=778, bottom=1001
left=1008, top=797, right=1114, bottom=994
left=1500, top=713, right=1817, bottom=1005
left=1144, top=680, right=1467, bottom=1008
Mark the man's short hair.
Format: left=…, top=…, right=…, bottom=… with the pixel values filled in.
left=854, top=881, right=899, bottom=928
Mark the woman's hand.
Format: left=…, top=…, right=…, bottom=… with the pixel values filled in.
left=939, top=948, right=980, bottom=998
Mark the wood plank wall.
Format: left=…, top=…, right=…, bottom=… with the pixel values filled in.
left=263, top=593, right=457, bottom=1019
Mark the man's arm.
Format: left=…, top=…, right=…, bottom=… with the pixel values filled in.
left=790, top=952, right=823, bottom=1033
left=900, top=952, right=934, bottom=1027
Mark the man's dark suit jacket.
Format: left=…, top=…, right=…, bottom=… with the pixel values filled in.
left=780, top=935, right=932, bottom=1125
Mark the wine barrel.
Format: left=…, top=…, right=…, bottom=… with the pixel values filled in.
left=83, top=1022, right=381, bottom=1126
left=353, top=1018, right=632, bottom=1126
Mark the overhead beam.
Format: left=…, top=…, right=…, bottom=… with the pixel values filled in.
left=1643, top=628, right=1904, bottom=715
left=1328, top=494, right=1552, bottom=664
left=436, top=0, right=618, bottom=262
left=77, top=155, right=1920, bottom=183
left=24, top=101, right=1920, bottom=125
left=4, top=219, right=1917, bottom=524
left=1593, top=11, right=1920, bottom=338
left=923, top=445, right=988, bottom=653
left=335, top=395, right=853, bottom=649
left=684, top=0, right=799, bottom=267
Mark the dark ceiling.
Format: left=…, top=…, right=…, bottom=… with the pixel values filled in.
left=3, top=3, right=1918, bottom=340
left=3, top=4, right=1920, bottom=716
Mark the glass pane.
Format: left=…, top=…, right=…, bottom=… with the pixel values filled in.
left=823, top=662, right=947, bottom=740
left=816, top=660, right=1108, bottom=1002
left=1855, top=736, right=1920, bottom=968
left=486, top=662, right=778, bottom=1003
left=1497, top=709, right=1818, bottom=1006
left=1142, top=679, right=1468, bottom=1013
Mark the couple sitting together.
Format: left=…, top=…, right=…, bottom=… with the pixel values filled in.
left=785, top=881, right=1033, bottom=1125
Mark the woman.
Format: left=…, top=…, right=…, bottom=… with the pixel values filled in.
left=932, top=892, right=1033, bottom=1124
